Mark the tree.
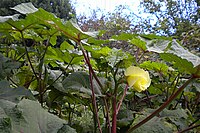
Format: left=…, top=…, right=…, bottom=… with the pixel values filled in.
left=0, top=0, right=75, bottom=19
left=136, top=0, right=200, bottom=52
left=139, top=0, right=200, bottom=36
left=77, top=5, right=141, bottom=51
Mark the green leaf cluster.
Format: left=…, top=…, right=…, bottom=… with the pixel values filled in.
left=0, top=2, right=199, bottom=133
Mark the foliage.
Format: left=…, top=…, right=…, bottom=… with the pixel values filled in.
left=0, top=99, right=76, bottom=133
left=0, top=80, right=35, bottom=102
left=77, top=5, right=138, bottom=45
left=139, top=0, right=199, bottom=36
left=77, top=1, right=200, bottom=54
left=139, top=0, right=200, bottom=53
left=0, top=0, right=75, bottom=19
left=0, top=2, right=199, bottom=133
left=131, top=108, right=189, bottom=133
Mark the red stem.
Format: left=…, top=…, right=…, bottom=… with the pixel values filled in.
left=87, top=52, right=102, bottom=133
left=78, top=40, right=111, bottom=132
left=112, top=96, right=117, bottom=133
left=127, top=76, right=195, bottom=133
left=178, top=124, right=200, bottom=133
left=116, top=84, right=128, bottom=114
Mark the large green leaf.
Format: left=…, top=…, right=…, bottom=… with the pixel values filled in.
left=130, top=37, right=147, bottom=51
left=0, top=99, right=76, bottom=133
left=111, top=33, right=135, bottom=41
left=0, top=53, right=21, bottom=79
left=140, top=61, right=169, bottom=74
left=145, top=39, right=200, bottom=68
left=0, top=14, right=20, bottom=22
left=0, top=14, right=38, bottom=32
left=62, top=72, right=102, bottom=96
left=159, top=109, right=189, bottom=130
left=160, top=53, right=195, bottom=74
left=11, top=2, right=38, bottom=15
left=1, top=3, right=94, bottom=42
left=84, top=45, right=111, bottom=59
left=0, top=80, right=35, bottom=103
left=0, top=3, right=41, bottom=32
left=167, top=40, right=200, bottom=67
left=26, top=8, right=95, bottom=41
left=131, top=108, right=189, bottom=133
left=140, top=34, right=172, bottom=40
left=106, top=48, right=129, bottom=68
left=60, top=41, right=75, bottom=51
left=117, top=109, right=133, bottom=127
left=146, top=39, right=171, bottom=53
left=45, top=46, right=69, bottom=63
left=87, top=37, right=109, bottom=45
left=131, top=116, right=175, bottom=133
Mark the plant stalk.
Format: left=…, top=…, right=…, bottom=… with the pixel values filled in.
left=177, top=124, right=200, bottom=133
left=87, top=51, right=102, bottom=133
left=116, top=84, right=128, bottom=114
left=111, top=96, right=117, bottom=133
left=21, top=32, right=38, bottom=80
left=78, top=37, right=111, bottom=132
left=127, top=75, right=195, bottom=133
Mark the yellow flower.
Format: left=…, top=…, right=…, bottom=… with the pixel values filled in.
left=125, top=66, right=151, bottom=92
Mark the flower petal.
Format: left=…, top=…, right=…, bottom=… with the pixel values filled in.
left=133, top=81, right=144, bottom=92
left=127, top=76, right=139, bottom=87
left=125, top=66, right=147, bottom=77
left=125, top=66, right=151, bottom=92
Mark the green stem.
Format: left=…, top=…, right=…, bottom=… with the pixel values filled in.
left=38, top=37, right=51, bottom=105
left=16, top=53, right=26, bottom=61
left=191, top=92, right=200, bottom=114
left=135, top=48, right=139, bottom=63
left=137, top=50, right=146, bottom=63
left=7, top=77, right=19, bottom=87
left=172, top=91, right=184, bottom=110
left=46, top=56, right=74, bottom=89
left=145, top=90, right=152, bottom=108
left=116, top=84, right=128, bottom=114
left=189, top=117, right=200, bottom=127
left=171, top=73, right=180, bottom=95
left=166, top=73, right=179, bottom=100
left=21, top=32, right=38, bottom=80
left=127, top=75, right=195, bottom=133
left=68, top=103, right=72, bottom=126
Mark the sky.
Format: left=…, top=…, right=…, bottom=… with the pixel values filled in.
left=72, top=0, right=142, bottom=17
left=71, top=0, right=157, bottom=27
